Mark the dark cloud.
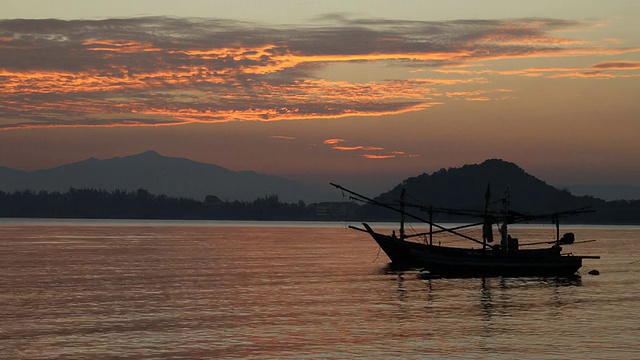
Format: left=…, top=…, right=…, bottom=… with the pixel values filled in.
left=0, top=16, right=595, bottom=73
left=591, top=61, right=640, bottom=69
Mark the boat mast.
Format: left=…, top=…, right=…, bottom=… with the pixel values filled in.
left=554, top=214, right=560, bottom=246
left=399, top=188, right=406, bottom=240
left=482, top=184, right=490, bottom=252
left=500, top=186, right=510, bottom=251
left=429, top=206, right=433, bottom=245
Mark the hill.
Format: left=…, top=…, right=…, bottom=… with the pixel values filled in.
left=0, top=151, right=325, bottom=203
left=368, top=159, right=617, bottom=221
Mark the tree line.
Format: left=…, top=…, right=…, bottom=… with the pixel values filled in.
left=0, top=187, right=638, bottom=223
left=0, top=188, right=316, bottom=220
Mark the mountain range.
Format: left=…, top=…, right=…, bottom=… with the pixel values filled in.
left=1, top=152, right=638, bottom=210
left=0, top=151, right=331, bottom=203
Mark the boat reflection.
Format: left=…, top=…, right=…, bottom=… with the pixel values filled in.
left=378, top=263, right=583, bottom=314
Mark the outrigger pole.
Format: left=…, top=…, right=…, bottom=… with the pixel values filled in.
left=330, top=182, right=490, bottom=248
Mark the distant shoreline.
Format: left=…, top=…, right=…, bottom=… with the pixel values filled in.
left=1, top=216, right=638, bottom=226
left=2, top=187, right=639, bottom=225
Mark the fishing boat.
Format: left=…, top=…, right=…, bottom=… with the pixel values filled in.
left=331, top=183, right=600, bottom=278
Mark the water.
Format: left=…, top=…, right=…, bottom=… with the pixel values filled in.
left=0, top=219, right=638, bottom=359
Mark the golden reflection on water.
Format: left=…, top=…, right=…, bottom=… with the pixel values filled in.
left=0, top=221, right=638, bottom=359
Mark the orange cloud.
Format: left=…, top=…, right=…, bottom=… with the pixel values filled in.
left=361, top=154, right=396, bottom=159
left=323, top=139, right=346, bottom=145
left=515, top=61, right=640, bottom=78
left=547, top=72, right=640, bottom=79
left=434, top=60, right=640, bottom=79
left=444, top=89, right=513, bottom=102
left=83, top=39, right=163, bottom=53
left=321, top=138, right=420, bottom=160
left=1, top=16, right=638, bottom=130
left=333, top=146, right=385, bottom=151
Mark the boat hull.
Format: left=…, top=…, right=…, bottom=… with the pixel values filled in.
left=365, top=225, right=583, bottom=278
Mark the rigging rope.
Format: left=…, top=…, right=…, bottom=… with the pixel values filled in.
left=407, top=222, right=428, bottom=244
left=340, top=188, right=349, bottom=228
left=373, top=245, right=381, bottom=263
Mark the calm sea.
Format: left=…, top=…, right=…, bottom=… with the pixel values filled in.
left=0, top=219, right=638, bottom=359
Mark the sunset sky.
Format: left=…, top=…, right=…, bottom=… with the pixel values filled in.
left=1, top=0, right=639, bottom=192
